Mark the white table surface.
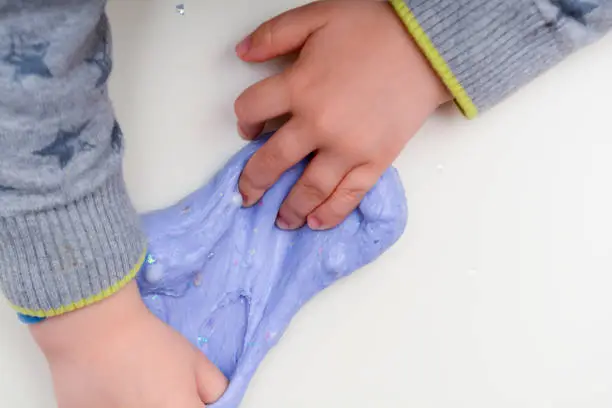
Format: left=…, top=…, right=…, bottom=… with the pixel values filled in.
left=2, top=1, right=612, bottom=407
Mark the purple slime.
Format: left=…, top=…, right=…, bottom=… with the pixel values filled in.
left=137, top=135, right=408, bottom=407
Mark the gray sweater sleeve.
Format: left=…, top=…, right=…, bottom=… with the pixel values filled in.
left=393, top=0, right=612, bottom=118
left=0, top=0, right=147, bottom=317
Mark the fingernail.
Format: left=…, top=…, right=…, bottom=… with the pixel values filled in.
left=240, top=191, right=250, bottom=206
left=237, top=122, right=263, bottom=140
left=307, top=216, right=323, bottom=230
left=276, top=215, right=291, bottom=230
left=237, top=124, right=248, bottom=140
left=236, top=35, right=252, bottom=57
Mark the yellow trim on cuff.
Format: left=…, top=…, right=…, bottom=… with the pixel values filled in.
left=389, top=0, right=478, bottom=119
left=10, top=250, right=147, bottom=318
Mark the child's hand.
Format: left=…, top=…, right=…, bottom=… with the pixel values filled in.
left=235, top=0, right=450, bottom=230
left=30, top=282, right=228, bottom=408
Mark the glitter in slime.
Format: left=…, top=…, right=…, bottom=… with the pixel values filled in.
left=137, top=134, right=408, bottom=407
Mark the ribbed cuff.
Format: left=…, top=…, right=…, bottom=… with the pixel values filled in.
left=0, top=172, right=147, bottom=317
left=391, top=0, right=565, bottom=117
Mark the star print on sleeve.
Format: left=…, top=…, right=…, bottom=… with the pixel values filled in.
left=33, top=122, right=94, bottom=169
left=85, top=17, right=112, bottom=88
left=552, top=0, right=599, bottom=25
left=110, top=120, right=123, bottom=152
left=2, top=34, right=53, bottom=81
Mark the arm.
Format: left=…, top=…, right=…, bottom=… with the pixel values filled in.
left=0, top=0, right=146, bottom=317
left=391, top=0, right=612, bottom=117
left=0, top=2, right=227, bottom=406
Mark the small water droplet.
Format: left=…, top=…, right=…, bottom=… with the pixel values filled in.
left=197, top=336, right=209, bottom=347
left=207, top=252, right=215, bottom=260
left=176, top=4, right=185, bottom=15
left=145, top=254, right=157, bottom=264
left=248, top=249, right=256, bottom=256
left=181, top=206, right=191, bottom=214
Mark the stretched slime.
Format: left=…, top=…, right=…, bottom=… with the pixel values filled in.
left=137, top=135, right=408, bottom=407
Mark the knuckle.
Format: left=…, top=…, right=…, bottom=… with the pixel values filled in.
left=307, top=103, right=348, bottom=140
left=311, top=111, right=334, bottom=136
left=239, top=166, right=260, bottom=190
left=337, top=186, right=367, bottom=204
left=256, top=19, right=278, bottom=49
left=281, top=200, right=307, bottom=220
left=314, top=205, right=343, bottom=228
left=304, top=107, right=342, bottom=140
left=297, top=177, right=328, bottom=202
left=284, top=73, right=340, bottom=139
left=258, top=144, right=288, bottom=170
left=321, top=205, right=347, bottom=225
left=243, top=145, right=292, bottom=189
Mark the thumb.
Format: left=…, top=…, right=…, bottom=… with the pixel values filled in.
left=194, top=349, right=229, bottom=404
left=236, top=2, right=329, bottom=62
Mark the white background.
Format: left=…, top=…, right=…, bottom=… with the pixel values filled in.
left=2, top=1, right=612, bottom=407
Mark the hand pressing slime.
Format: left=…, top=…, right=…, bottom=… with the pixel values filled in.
left=137, top=134, right=408, bottom=407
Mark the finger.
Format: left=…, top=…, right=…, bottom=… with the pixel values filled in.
left=194, top=350, right=228, bottom=404
left=235, top=2, right=329, bottom=62
left=239, top=119, right=314, bottom=207
left=235, top=73, right=291, bottom=140
left=307, top=165, right=381, bottom=230
left=276, top=152, right=350, bottom=230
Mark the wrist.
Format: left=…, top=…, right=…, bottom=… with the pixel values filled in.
left=389, top=0, right=476, bottom=117
left=386, top=1, right=451, bottom=108
left=30, top=282, right=147, bottom=358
